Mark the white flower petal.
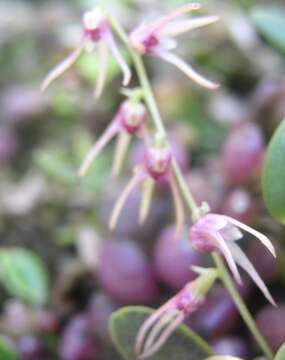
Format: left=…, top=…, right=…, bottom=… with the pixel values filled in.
left=229, top=242, right=276, bottom=305
left=156, top=50, right=219, bottom=90
left=225, top=216, right=276, bottom=257
left=104, top=30, right=131, bottom=86
left=41, top=36, right=87, bottom=91
left=214, top=232, right=242, bottom=285
left=94, top=42, right=109, bottom=98
left=78, top=121, right=119, bottom=178
left=162, top=16, right=219, bottom=37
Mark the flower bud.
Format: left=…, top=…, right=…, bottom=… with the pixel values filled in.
left=118, top=100, right=146, bottom=134
left=144, top=146, right=171, bottom=180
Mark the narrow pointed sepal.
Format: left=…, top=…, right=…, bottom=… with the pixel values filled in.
left=112, top=131, right=131, bottom=177
left=229, top=242, right=276, bottom=306
left=109, top=168, right=145, bottom=230
left=41, top=36, right=87, bottom=92
left=139, top=177, right=155, bottom=224
left=169, top=172, right=185, bottom=238
left=157, top=50, right=219, bottom=90
left=78, top=121, right=119, bottom=178
left=104, top=30, right=131, bottom=86
left=94, top=42, right=109, bottom=99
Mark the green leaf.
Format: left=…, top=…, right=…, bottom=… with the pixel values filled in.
left=0, top=248, right=49, bottom=305
left=0, top=337, right=20, bottom=360
left=262, top=119, right=285, bottom=224
left=109, top=306, right=213, bottom=360
left=251, top=6, right=285, bottom=53
left=275, top=343, right=285, bottom=360
left=34, top=149, right=77, bottom=186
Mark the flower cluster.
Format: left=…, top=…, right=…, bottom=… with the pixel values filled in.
left=42, top=3, right=278, bottom=359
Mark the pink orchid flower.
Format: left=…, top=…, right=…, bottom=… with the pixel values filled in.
left=130, top=3, right=219, bottom=90
left=135, top=268, right=217, bottom=359
left=189, top=213, right=276, bottom=305
left=79, top=99, right=146, bottom=178
left=41, top=7, right=131, bottom=98
left=109, top=145, right=185, bottom=236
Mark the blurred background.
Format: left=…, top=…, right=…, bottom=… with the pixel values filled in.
left=0, top=0, right=285, bottom=359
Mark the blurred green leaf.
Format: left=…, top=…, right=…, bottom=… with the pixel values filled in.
left=251, top=6, right=285, bottom=53
left=34, top=149, right=77, bottom=186
left=110, top=306, right=213, bottom=360
left=0, top=336, right=20, bottom=360
left=262, top=119, right=285, bottom=224
left=275, top=343, right=285, bottom=360
left=0, top=248, right=49, bottom=305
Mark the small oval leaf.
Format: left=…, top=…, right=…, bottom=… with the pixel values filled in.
left=0, top=336, right=20, bottom=360
left=109, top=306, right=213, bottom=360
left=275, top=343, right=285, bottom=360
left=0, top=248, right=49, bottom=305
left=262, top=119, right=285, bottom=224
left=251, top=6, right=285, bottom=54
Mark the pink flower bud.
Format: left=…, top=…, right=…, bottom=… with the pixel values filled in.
left=118, top=101, right=146, bottom=134
left=144, top=146, right=171, bottom=180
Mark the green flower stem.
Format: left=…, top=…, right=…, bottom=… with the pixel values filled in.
left=107, top=11, right=274, bottom=360
left=213, top=253, right=274, bottom=359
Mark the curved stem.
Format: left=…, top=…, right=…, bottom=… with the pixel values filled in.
left=107, top=12, right=274, bottom=360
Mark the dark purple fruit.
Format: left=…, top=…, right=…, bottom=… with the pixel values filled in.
left=222, top=123, right=264, bottom=185
left=153, top=225, right=206, bottom=290
left=98, top=239, right=159, bottom=304
left=212, top=336, right=250, bottom=358
left=256, top=305, right=285, bottom=352
left=87, top=292, right=118, bottom=342
left=59, top=314, right=99, bottom=360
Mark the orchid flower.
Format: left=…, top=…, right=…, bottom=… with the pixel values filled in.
left=79, top=99, right=146, bottom=178
left=109, top=144, right=185, bottom=236
left=41, top=7, right=131, bottom=98
left=130, top=3, right=219, bottom=90
left=135, top=268, right=217, bottom=359
left=189, top=213, right=276, bottom=305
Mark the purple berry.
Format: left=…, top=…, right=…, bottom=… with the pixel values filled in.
left=221, top=188, right=258, bottom=225
left=2, top=86, right=47, bottom=124
left=99, top=189, right=170, bottom=242
left=212, top=336, right=250, bottom=358
left=187, top=284, right=251, bottom=339
left=87, top=292, right=118, bottom=342
left=187, top=170, right=222, bottom=211
left=153, top=225, right=206, bottom=290
left=98, top=239, right=158, bottom=304
left=17, top=336, right=46, bottom=360
left=0, top=130, right=18, bottom=162
left=222, top=123, right=264, bottom=185
left=256, top=305, right=285, bottom=351
left=59, top=314, right=99, bottom=360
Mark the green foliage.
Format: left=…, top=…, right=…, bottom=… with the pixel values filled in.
left=0, top=336, right=20, bottom=360
left=109, top=306, right=213, bottom=360
left=275, top=343, right=285, bottom=360
left=0, top=248, right=49, bottom=306
left=262, top=119, right=285, bottom=224
left=34, top=130, right=112, bottom=192
left=251, top=6, right=285, bottom=54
